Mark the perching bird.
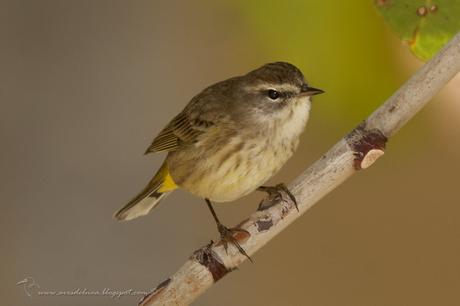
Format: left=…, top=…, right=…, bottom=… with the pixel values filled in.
left=114, top=62, right=324, bottom=259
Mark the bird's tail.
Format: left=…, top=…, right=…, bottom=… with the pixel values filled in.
left=114, top=162, right=177, bottom=221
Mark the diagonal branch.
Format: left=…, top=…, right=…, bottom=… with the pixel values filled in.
left=139, top=32, right=460, bottom=306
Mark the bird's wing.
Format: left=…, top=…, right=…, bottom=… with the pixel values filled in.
left=144, top=110, right=212, bottom=154
left=144, top=78, right=235, bottom=154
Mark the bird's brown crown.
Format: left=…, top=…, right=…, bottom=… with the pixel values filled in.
left=246, top=62, right=305, bottom=88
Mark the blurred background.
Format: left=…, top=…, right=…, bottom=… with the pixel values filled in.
left=2, top=0, right=459, bottom=305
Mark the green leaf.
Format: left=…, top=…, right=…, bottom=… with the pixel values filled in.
left=375, top=0, right=460, bottom=61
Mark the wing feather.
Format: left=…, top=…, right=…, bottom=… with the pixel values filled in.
left=144, top=112, right=211, bottom=154
left=144, top=80, right=234, bottom=154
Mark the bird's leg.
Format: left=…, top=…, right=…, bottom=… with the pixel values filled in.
left=204, top=198, right=252, bottom=262
left=257, top=183, right=298, bottom=211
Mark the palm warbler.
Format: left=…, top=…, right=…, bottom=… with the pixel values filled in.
left=114, top=62, right=324, bottom=259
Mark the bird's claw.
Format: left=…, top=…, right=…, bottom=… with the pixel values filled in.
left=217, top=224, right=252, bottom=263
left=258, top=183, right=298, bottom=211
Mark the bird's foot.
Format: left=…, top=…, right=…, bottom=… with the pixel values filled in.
left=216, top=223, right=252, bottom=263
left=257, top=183, right=298, bottom=211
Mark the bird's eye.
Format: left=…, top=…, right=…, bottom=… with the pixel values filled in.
left=267, top=89, right=280, bottom=100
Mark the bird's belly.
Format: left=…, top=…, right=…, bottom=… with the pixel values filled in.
left=169, top=138, right=296, bottom=202
left=168, top=100, right=309, bottom=202
left=192, top=154, right=283, bottom=202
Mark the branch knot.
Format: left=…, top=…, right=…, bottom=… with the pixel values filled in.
left=347, top=122, right=388, bottom=170
left=193, top=242, right=230, bottom=282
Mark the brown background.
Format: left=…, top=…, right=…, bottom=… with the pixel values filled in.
left=2, top=1, right=460, bottom=305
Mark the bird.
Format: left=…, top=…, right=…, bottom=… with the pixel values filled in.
left=16, top=276, right=40, bottom=297
left=114, top=62, right=324, bottom=260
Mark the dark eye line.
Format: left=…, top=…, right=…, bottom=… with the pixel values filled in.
left=263, top=89, right=296, bottom=100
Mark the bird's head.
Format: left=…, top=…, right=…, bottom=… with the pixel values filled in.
left=236, top=62, right=324, bottom=118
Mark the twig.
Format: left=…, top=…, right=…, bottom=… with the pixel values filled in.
left=139, top=32, right=460, bottom=306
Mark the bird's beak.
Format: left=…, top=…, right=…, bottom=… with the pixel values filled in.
left=300, top=84, right=325, bottom=97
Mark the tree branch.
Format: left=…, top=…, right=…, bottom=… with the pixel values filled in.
left=139, top=32, right=460, bottom=306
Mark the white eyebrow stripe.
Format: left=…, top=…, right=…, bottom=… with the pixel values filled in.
left=244, top=83, right=300, bottom=93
